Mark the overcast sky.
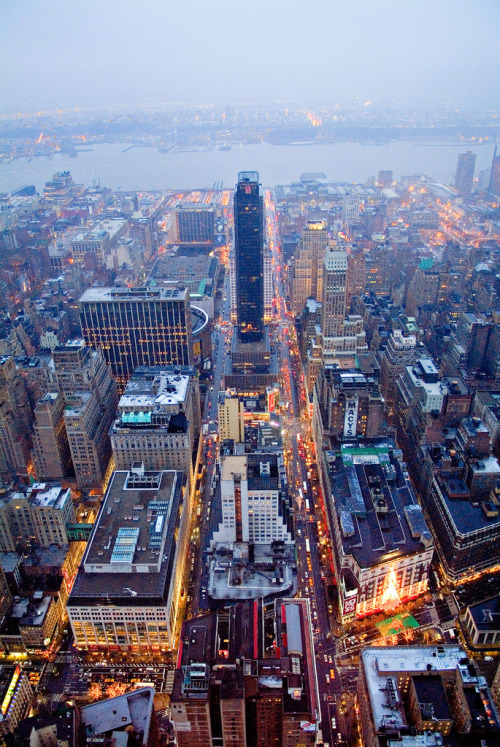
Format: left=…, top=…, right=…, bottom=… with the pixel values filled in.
left=2, top=0, right=499, bottom=112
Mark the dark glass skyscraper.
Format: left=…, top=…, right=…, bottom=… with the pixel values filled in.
left=234, top=171, right=264, bottom=342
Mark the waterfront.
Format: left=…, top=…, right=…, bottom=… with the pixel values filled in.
left=0, top=140, right=495, bottom=194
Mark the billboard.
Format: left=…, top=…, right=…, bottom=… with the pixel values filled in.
left=342, top=590, right=358, bottom=617
left=343, top=395, right=359, bottom=437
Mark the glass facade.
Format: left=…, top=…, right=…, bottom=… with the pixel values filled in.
left=79, top=288, right=193, bottom=390
left=234, top=172, right=264, bottom=342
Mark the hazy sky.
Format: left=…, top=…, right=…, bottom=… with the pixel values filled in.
left=2, top=0, right=499, bottom=112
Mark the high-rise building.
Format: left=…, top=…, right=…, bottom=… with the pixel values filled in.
left=31, top=391, right=72, bottom=481
left=51, top=340, right=118, bottom=489
left=0, top=356, right=34, bottom=483
left=211, top=452, right=293, bottom=547
left=488, top=147, right=500, bottom=196
left=342, top=194, right=360, bottom=225
left=175, top=206, right=214, bottom=244
left=312, top=367, right=385, bottom=448
left=110, top=366, right=200, bottom=489
left=380, top=330, right=418, bottom=422
left=290, top=220, right=329, bottom=316
left=377, top=170, right=393, bottom=188
left=79, top=287, right=194, bottom=391
left=218, top=392, right=245, bottom=443
left=0, top=483, right=75, bottom=550
left=234, top=172, right=264, bottom=343
left=455, top=150, right=476, bottom=196
left=321, top=244, right=348, bottom=338
left=320, top=244, right=367, bottom=369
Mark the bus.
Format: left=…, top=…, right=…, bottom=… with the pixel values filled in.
left=305, top=538, right=311, bottom=554
left=305, top=499, right=310, bottom=512
left=303, top=480, right=307, bottom=492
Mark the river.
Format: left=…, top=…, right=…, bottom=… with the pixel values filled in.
left=0, top=141, right=495, bottom=193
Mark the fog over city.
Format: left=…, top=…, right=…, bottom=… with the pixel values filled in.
left=2, top=0, right=500, bottom=111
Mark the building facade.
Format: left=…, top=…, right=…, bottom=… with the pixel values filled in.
left=79, top=287, right=194, bottom=390
left=234, top=172, right=264, bottom=343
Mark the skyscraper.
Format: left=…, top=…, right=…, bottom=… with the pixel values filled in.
left=290, top=220, right=329, bottom=316
left=321, top=243, right=348, bottom=338
left=234, top=172, right=264, bottom=342
left=454, top=150, right=476, bottom=196
left=79, top=287, right=194, bottom=390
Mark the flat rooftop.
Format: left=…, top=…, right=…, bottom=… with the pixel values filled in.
left=468, top=595, right=500, bottom=632
left=436, top=474, right=500, bottom=535
left=118, top=371, right=190, bottom=411
left=69, top=469, right=183, bottom=602
left=79, top=286, right=187, bottom=303
left=81, top=687, right=154, bottom=744
left=362, top=646, right=465, bottom=733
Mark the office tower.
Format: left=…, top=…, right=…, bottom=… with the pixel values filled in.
left=234, top=172, right=264, bottom=342
left=218, top=392, right=245, bottom=443
left=290, top=220, right=329, bottom=316
left=321, top=244, right=348, bottom=338
left=79, top=287, right=194, bottom=391
left=68, top=466, right=187, bottom=652
left=405, top=259, right=440, bottom=316
left=175, top=206, right=214, bottom=244
left=320, top=244, right=367, bottom=369
left=63, top=392, right=113, bottom=489
left=346, top=244, right=366, bottom=308
left=313, top=367, right=385, bottom=446
left=380, top=330, right=417, bottom=422
left=321, top=439, right=433, bottom=623
left=488, top=147, right=500, bottom=195
left=51, top=340, right=118, bottom=489
left=31, top=391, right=72, bottom=481
left=211, top=453, right=293, bottom=547
left=455, top=150, right=476, bottom=196
left=0, top=483, right=75, bottom=550
left=342, top=194, right=360, bottom=225
left=110, top=366, right=200, bottom=489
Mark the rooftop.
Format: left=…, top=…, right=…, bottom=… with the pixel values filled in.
left=325, top=440, right=432, bottom=569
left=362, top=646, right=465, bottom=733
left=69, top=468, right=183, bottom=601
left=467, top=595, right=500, bottom=632
left=81, top=687, right=155, bottom=746
left=79, top=286, right=188, bottom=303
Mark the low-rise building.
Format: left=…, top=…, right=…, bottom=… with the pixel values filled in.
left=81, top=687, right=158, bottom=747
left=463, top=595, right=500, bottom=647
